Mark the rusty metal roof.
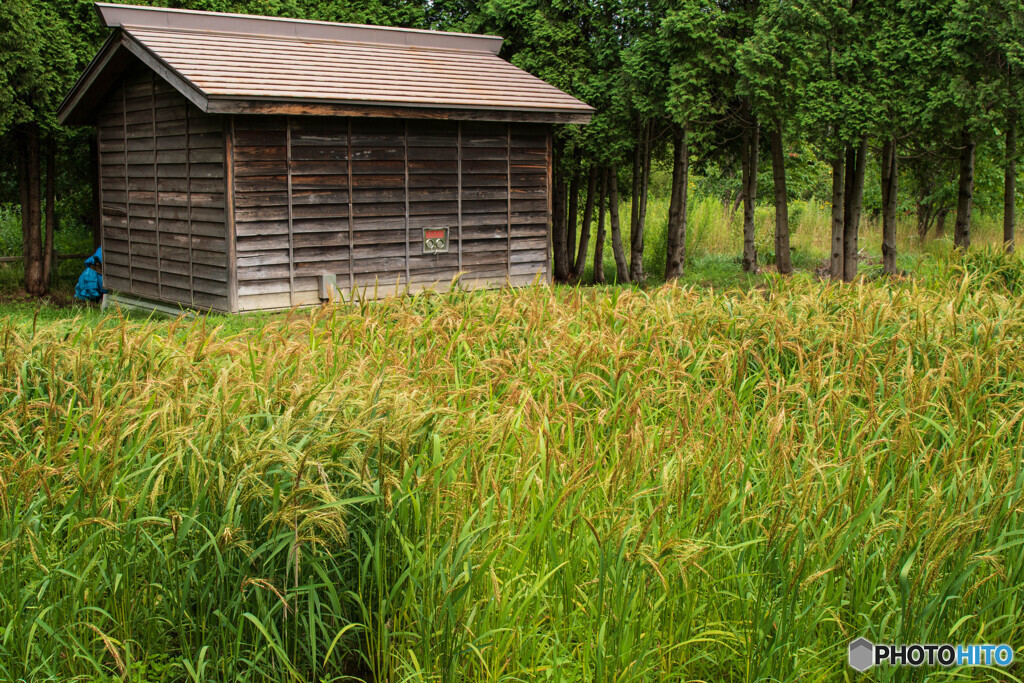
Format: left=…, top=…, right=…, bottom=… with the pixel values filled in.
left=58, top=3, right=593, bottom=124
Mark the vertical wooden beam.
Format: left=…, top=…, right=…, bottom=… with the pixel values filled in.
left=347, top=118, right=355, bottom=295
left=457, top=121, right=463, bottom=275
left=90, top=131, right=102, bottom=250
left=286, top=115, right=295, bottom=306
left=151, top=72, right=161, bottom=299
left=545, top=126, right=553, bottom=285
left=122, top=85, right=132, bottom=291
left=185, top=106, right=193, bottom=305
left=404, top=119, right=411, bottom=286
left=96, top=128, right=106, bottom=280
left=224, top=116, right=239, bottom=313
left=506, top=122, right=512, bottom=282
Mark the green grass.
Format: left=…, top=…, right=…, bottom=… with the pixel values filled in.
left=3, top=242, right=1024, bottom=681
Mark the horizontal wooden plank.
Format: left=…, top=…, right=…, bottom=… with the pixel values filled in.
left=234, top=129, right=286, bottom=146
left=294, top=257, right=349, bottom=274
left=236, top=220, right=289, bottom=236
left=193, top=291, right=230, bottom=311
left=238, top=279, right=291, bottom=296
left=193, top=277, right=229, bottom=296
left=352, top=243, right=406, bottom=260
left=238, top=292, right=291, bottom=311
left=291, top=146, right=349, bottom=161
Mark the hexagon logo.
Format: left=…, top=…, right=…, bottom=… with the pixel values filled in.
left=849, top=637, right=875, bottom=672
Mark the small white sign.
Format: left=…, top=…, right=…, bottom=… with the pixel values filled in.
left=423, top=228, right=449, bottom=254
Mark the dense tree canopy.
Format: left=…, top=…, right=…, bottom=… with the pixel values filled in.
left=2, top=0, right=1022, bottom=293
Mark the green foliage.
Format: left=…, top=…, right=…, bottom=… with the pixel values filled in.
left=0, top=203, right=93, bottom=258
left=0, top=0, right=102, bottom=134
left=953, top=245, right=1024, bottom=294
left=662, top=0, right=758, bottom=134
left=0, top=204, right=19, bottom=255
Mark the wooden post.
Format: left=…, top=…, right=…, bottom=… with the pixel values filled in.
left=506, top=122, right=512, bottom=283
left=347, top=118, right=355, bottom=295
left=457, top=121, right=463, bottom=275
left=151, top=72, right=162, bottom=298
left=404, top=119, right=411, bottom=287
left=224, top=116, right=239, bottom=313
left=91, top=131, right=102, bottom=250
left=96, top=128, right=105, bottom=276
left=123, top=85, right=133, bottom=290
left=286, top=115, right=296, bottom=305
left=185, top=106, right=193, bottom=304
left=546, top=127, right=553, bottom=285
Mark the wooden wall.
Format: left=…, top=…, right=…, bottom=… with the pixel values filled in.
left=229, top=115, right=550, bottom=311
left=97, top=66, right=231, bottom=311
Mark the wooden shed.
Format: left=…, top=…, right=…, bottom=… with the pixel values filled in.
left=58, top=3, right=592, bottom=312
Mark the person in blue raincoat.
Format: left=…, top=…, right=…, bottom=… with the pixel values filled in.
left=74, top=248, right=107, bottom=302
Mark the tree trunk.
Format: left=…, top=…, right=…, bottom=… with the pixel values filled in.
left=552, top=147, right=570, bottom=281
left=593, top=168, right=608, bottom=285
left=769, top=122, right=792, bottom=275
left=630, top=118, right=651, bottom=284
left=665, top=128, right=690, bottom=280
left=630, top=117, right=642, bottom=255
left=17, top=128, right=31, bottom=279
left=954, top=128, right=975, bottom=250
left=43, top=135, right=56, bottom=288
left=573, top=166, right=597, bottom=280
left=830, top=151, right=845, bottom=278
left=1005, top=122, right=1016, bottom=253
left=741, top=107, right=760, bottom=272
left=90, top=132, right=102, bottom=249
left=881, top=137, right=898, bottom=275
left=622, top=117, right=647, bottom=282
left=608, top=168, right=630, bottom=283
left=936, top=207, right=949, bottom=237
left=916, top=200, right=929, bottom=239
left=18, top=123, right=45, bottom=296
left=567, top=151, right=580, bottom=268
left=842, top=137, right=867, bottom=282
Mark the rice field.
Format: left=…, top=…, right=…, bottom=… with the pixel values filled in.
left=2, top=247, right=1023, bottom=681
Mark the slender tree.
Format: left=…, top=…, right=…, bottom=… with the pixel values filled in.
left=737, top=0, right=812, bottom=275
left=573, top=166, right=597, bottom=279
left=843, top=137, right=867, bottom=281
left=830, top=154, right=845, bottom=277
left=664, top=0, right=762, bottom=273
left=953, top=130, right=976, bottom=250
left=768, top=122, right=792, bottom=273
left=880, top=137, right=899, bottom=274
left=552, top=145, right=571, bottom=280
left=608, top=170, right=630, bottom=282
left=1005, top=121, right=1017, bottom=252
left=665, top=127, right=690, bottom=279
left=740, top=110, right=760, bottom=272
left=593, top=168, right=608, bottom=284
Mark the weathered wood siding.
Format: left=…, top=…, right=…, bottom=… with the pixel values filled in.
left=230, top=115, right=549, bottom=310
left=97, top=67, right=230, bottom=310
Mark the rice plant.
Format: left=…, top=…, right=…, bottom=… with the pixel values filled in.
left=2, top=251, right=1024, bottom=681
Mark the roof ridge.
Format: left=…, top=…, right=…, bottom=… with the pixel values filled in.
left=96, top=3, right=503, bottom=55
left=124, top=24, right=500, bottom=57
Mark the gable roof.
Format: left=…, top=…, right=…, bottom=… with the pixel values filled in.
left=58, top=3, right=593, bottom=125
